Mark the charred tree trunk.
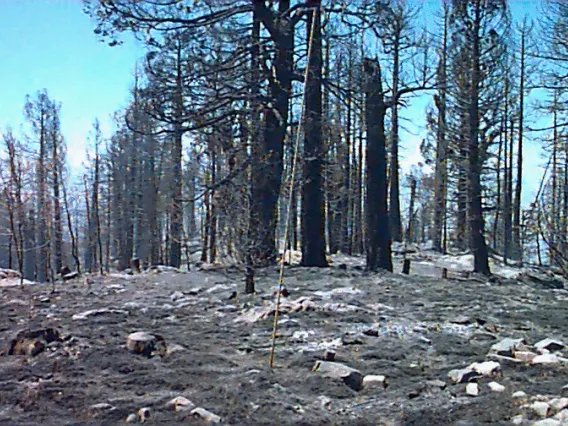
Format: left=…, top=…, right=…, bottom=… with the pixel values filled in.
left=301, top=1, right=327, bottom=267
left=363, top=58, right=392, bottom=272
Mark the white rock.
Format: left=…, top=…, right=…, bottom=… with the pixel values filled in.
left=170, top=291, right=185, bottom=301
left=73, top=308, right=128, bottom=320
left=488, top=381, right=505, bottom=393
left=166, top=396, right=195, bottom=412
left=466, top=383, right=479, bottom=396
left=514, top=351, right=538, bottom=363
left=511, top=414, right=524, bottom=425
left=532, top=420, right=560, bottom=426
left=532, top=354, right=564, bottom=365
left=470, top=361, right=501, bottom=376
left=490, top=338, right=525, bottom=356
left=362, top=375, right=387, bottom=388
left=563, top=384, right=568, bottom=397
left=138, top=407, right=151, bottom=423
left=513, top=391, right=528, bottom=398
left=90, top=403, right=116, bottom=411
left=313, top=360, right=363, bottom=391
left=531, top=401, right=550, bottom=418
left=535, top=338, right=565, bottom=352
left=549, top=397, right=568, bottom=412
left=553, top=409, right=568, bottom=422
left=126, top=413, right=138, bottom=423
left=190, top=407, right=222, bottom=424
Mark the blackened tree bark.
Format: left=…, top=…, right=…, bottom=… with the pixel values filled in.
left=468, top=2, right=490, bottom=275
left=170, top=42, right=184, bottom=268
left=301, top=0, right=327, bottom=267
left=251, top=0, right=294, bottom=266
left=363, top=58, right=393, bottom=272
left=433, top=3, right=449, bottom=253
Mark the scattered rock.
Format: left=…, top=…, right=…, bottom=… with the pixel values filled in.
left=448, top=361, right=500, bottom=384
left=408, top=390, right=420, bottom=399
left=341, top=333, right=365, bottom=346
left=451, top=315, right=472, bottom=325
left=554, top=409, right=568, bottom=422
left=471, top=361, right=501, bottom=376
left=0, top=268, right=22, bottom=279
left=8, top=339, right=45, bottom=357
left=362, top=328, right=379, bottom=337
left=166, top=343, right=186, bottom=356
left=166, top=396, right=195, bottom=412
left=488, top=381, right=505, bottom=393
left=312, top=360, right=364, bottom=391
left=362, top=375, right=387, bottom=389
left=126, top=331, right=167, bottom=358
left=513, top=391, right=528, bottom=398
left=562, top=384, right=568, bottom=397
left=170, top=291, right=184, bottom=301
left=8, top=328, right=62, bottom=357
left=514, top=351, right=538, bottom=363
left=425, top=379, right=447, bottom=390
left=190, top=407, right=222, bottom=424
left=466, top=383, right=479, bottom=396
left=535, top=338, right=565, bottom=352
left=72, top=308, right=128, bottom=320
left=532, top=419, right=560, bottom=426
left=532, top=353, right=566, bottom=365
left=126, top=413, right=138, bottom=423
left=89, top=403, right=116, bottom=417
left=511, top=414, right=525, bottom=425
left=62, top=271, right=80, bottom=281
left=490, top=338, right=525, bottom=357
left=549, top=397, right=568, bottom=412
left=531, top=401, right=550, bottom=418
left=448, top=368, right=479, bottom=384
left=323, top=349, right=336, bottom=361
left=138, top=407, right=151, bottom=423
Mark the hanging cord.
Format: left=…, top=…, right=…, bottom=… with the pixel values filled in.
left=269, top=5, right=319, bottom=369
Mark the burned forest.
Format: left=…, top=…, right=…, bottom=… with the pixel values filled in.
left=1, top=1, right=568, bottom=425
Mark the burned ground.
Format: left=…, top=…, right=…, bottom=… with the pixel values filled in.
left=0, top=254, right=567, bottom=425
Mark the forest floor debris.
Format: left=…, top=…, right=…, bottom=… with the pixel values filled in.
left=0, top=251, right=567, bottom=425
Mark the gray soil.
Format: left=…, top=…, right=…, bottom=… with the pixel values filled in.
left=0, top=258, right=567, bottom=425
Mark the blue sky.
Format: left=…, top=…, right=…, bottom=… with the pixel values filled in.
left=0, top=0, right=144, bottom=168
left=0, top=0, right=548, bottom=207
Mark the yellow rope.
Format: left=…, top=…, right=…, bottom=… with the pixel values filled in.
left=269, top=4, right=319, bottom=369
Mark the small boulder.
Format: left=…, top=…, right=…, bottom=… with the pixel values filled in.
left=323, top=349, right=336, bottom=361
left=488, top=381, right=505, bottom=393
left=532, top=420, right=560, bottom=426
left=532, top=353, right=565, bottom=365
left=362, top=375, right=387, bottom=389
left=531, top=401, right=550, bottom=418
left=190, top=407, right=222, bottom=424
left=549, top=397, right=568, bottom=412
left=138, top=407, right=151, bottom=423
left=466, top=383, right=479, bottom=397
left=471, top=361, right=501, bottom=376
left=170, top=291, right=185, bottom=302
left=312, top=360, right=364, bottom=391
left=514, top=351, right=537, bottom=363
left=535, top=338, right=565, bottom=352
left=126, top=331, right=167, bottom=358
left=490, top=338, right=525, bottom=357
left=126, top=413, right=138, bottom=423
left=62, top=271, right=80, bottom=281
left=166, top=396, right=195, bottom=412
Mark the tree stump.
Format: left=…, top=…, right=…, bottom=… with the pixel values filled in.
left=130, top=258, right=141, bottom=274
left=442, top=268, right=448, bottom=279
left=402, top=259, right=411, bottom=275
left=126, top=332, right=167, bottom=358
